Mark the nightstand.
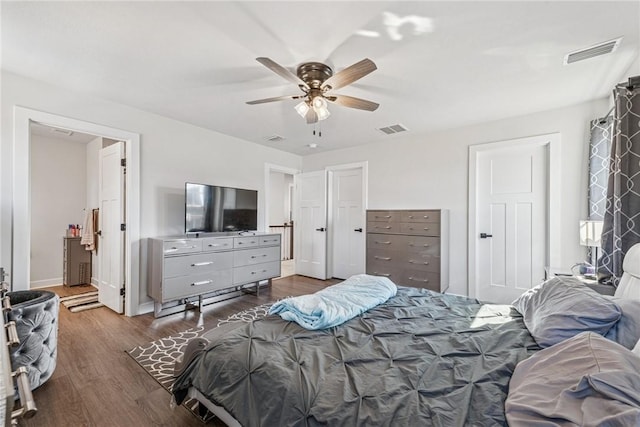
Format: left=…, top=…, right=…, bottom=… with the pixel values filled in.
left=544, top=267, right=615, bottom=296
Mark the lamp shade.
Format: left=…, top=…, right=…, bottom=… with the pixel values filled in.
left=294, top=101, right=310, bottom=118
left=579, top=220, right=603, bottom=247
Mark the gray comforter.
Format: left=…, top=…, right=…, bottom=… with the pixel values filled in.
left=172, top=287, right=539, bottom=426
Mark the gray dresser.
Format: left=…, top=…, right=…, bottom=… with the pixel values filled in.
left=148, top=233, right=281, bottom=317
left=366, top=209, right=449, bottom=293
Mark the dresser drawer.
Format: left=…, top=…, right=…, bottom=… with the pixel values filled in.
left=233, top=246, right=280, bottom=267
left=367, top=248, right=402, bottom=265
left=403, top=254, right=440, bottom=273
left=365, top=263, right=404, bottom=285
left=164, top=252, right=233, bottom=279
left=402, top=235, right=441, bottom=256
left=234, top=236, right=260, bottom=248
left=163, top=239, right=202, bottom=255
left=400, top=210, right=441, bottom=223
left=367, top=211, right=402, bottom=223
left=367, top=221, right=399, bottom=234
left=259, top=234, right=281, bottom=246
left=233, top=261, right=280, bottom=285
left=399, top=222, right=440, bottom=237
left=163, top=269, right=233, bottom=301
left=403, top=269, right=440, bottom=292
left=200, top=237, right=233, bottom=252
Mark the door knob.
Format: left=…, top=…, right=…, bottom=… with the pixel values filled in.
left=480, top=233, right=493, bottom=238
left=315, top=227, right=326, bottom=232
left=354, top=228, right=363, bottom=232
left=96, top=230, right=102, bottom=236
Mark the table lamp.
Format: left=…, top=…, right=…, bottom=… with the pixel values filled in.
left=579, top=220, right=604, bottom=278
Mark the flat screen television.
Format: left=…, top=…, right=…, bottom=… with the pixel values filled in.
left=185, top=182, right=258, bottom=233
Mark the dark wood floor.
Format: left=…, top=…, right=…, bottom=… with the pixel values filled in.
left=18, top=275, right=337, bottom=427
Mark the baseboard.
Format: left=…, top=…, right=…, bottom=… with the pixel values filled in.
left=137, top=300, right=155, bottom=315
left=30, top=278, right=63, bottom=288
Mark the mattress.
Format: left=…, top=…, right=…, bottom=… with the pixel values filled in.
left=172, top=286, right=540, bottom=426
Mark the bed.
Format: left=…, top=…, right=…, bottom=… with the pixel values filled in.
left=171, top=244, right=640, bottom=426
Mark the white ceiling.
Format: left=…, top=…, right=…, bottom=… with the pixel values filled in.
left=2, top=1, right=639, bottom=155
left=30, top=122, right=97, bottom=144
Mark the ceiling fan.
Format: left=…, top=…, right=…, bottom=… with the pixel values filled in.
left=246, top=57, right=379, bottom=124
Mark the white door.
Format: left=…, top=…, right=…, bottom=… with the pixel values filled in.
left=331, top=168, right=365, bottom=279
left=294, top=171, right=327, bottom=279
left=98, top=142, right=125, bottom=313
left=473, top=142, right=547, bottom=303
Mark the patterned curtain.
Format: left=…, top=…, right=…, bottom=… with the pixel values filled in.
left=599, top=81, right=640, bottom=284
left=587, top=116, right=613, bottom=263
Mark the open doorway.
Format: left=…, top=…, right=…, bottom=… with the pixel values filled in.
left=264, top=164, right=299, bottom=278
left=13, top=107, right=140, bottom=316
left=29, top=122, right=125, bottom=311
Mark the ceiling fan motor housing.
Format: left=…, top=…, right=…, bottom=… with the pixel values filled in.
left=297, top=62, right=333, bottom=89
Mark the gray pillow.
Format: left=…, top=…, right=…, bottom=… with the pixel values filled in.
left=512, top=277, right=621, bottom=348
left=604, top=297, right=640, bottom=349
left=506, top=332, right=640, bottom=426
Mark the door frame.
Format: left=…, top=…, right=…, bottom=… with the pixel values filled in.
left=263, top=163, right=300, bottom=232
left=12, top=106, right=140, bottom=316
left=467, top=133, right=561, bottom=299
left=326, top=162, right=368, bottom=278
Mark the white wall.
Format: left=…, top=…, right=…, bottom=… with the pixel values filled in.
left=1, top=71, right=302, bottom=312
left=303, top=99, right=610, bottom=296
left=30, top=133, right=87, bottom=287
left=85, top=136, right=101, bottom=284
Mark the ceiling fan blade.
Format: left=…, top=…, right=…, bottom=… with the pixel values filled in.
left=305, top=108, right=318, bottom=124
left=256, top=57, right=309, bottom=89
left=246, top=95, right=302, bottom=105
left=326, top=94, right=379, bottom=111
left=322, top=58, right=377, bottom=91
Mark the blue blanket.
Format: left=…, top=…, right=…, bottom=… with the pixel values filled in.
left=269, top=274, right=397, bottom=330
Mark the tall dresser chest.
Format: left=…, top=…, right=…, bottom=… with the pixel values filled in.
left=366, top=209, right=449, bottom=293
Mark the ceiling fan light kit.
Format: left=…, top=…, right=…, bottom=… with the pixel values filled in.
left=247, top=57, right=379, bottom=125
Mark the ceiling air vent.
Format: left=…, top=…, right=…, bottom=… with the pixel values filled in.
left=50, top=127, right=74, bottom=137
left=564, top=37, right=622, bottom=65
left=264, top=134, right=285, bottom=143
left=377, top=124, right=408, bottom=135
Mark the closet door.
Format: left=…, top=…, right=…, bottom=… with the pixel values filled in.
left=330, top=167, right=365, bottom=279
left=294, top=171, right=327, bottom=280
left=98, top=141, right=125, bottom=313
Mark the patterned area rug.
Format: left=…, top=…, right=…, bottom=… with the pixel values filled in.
left=59, top=290, right=104, bottom=312
left=126, top=303, right=271, bottom=422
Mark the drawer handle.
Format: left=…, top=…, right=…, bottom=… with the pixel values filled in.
left=251, top=254, right=268, bottom=259
left=376, top=226, right=392, bottom=230
left=374, top=256, right=391, bottom=261
left=208, top=243, right=228, bottom=247
left=408, top=243, right=429, bottom=247
left=165, top=248, right=179, bottom=253
left=251, top=270, right=268, bottom=275
left=373, top=272, right=391, bottom=277
left=375, top=241, right=391, bottom=245
left=191, top=280, right=212, bottom=286
left=409, top=260, right=428, bottom=265
left=191, top=262, right=213, bottom=267
left=408, top=277, right=429, bottom=283
left=409, top=227, right=429, bottom=231
left=375, top=215, right=392, bottom=219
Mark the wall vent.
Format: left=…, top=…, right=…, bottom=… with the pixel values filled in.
left=50, top=127, right=74, bottom=137
left=264, top=134, right=285, bottom=143
left=377, top=124, right=408, bottom=135
left=564, top=38, right=622, bottom=65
